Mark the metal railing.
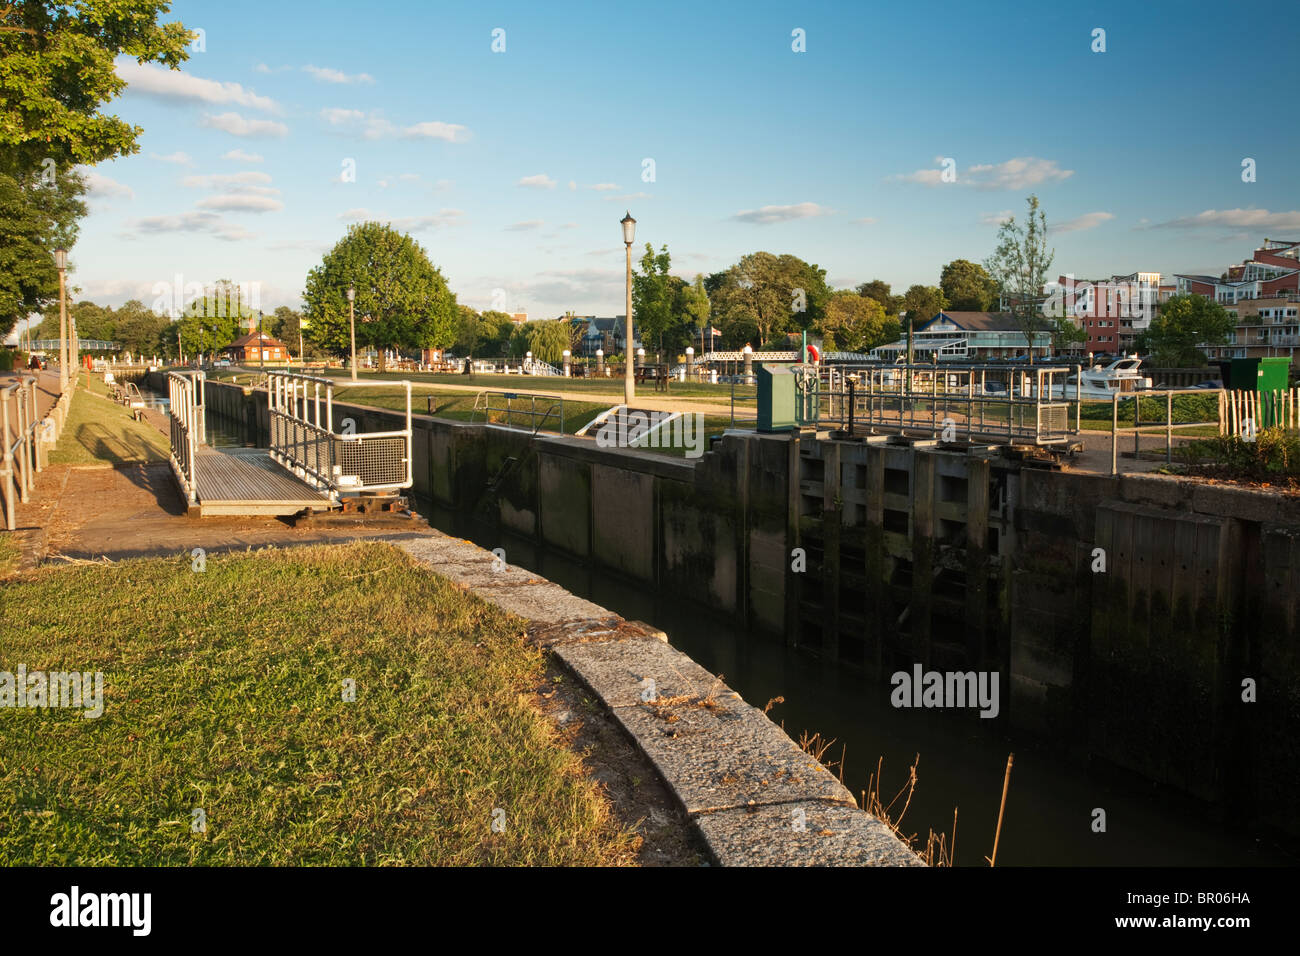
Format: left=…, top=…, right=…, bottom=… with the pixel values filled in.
left=1, top=377, right=39, bottom=530
left=817, top=363, right=1081, bottom=445
left=1, top=372, right=77, bottom=531
left=267, top=372, right=413, bottom=493
left=471, top=389, right=566, bottom=435
left=167, top=371, right=206, bottom=505
left=1107, top=388, right=1226, bottom=475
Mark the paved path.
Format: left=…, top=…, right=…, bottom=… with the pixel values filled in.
left=0, top=369, right=63, bottom=438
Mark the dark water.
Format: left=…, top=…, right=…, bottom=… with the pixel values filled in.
left=421, top=501, right=1295, bottom=868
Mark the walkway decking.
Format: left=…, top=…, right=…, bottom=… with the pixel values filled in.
left=190, top=445, right=331, bottom=517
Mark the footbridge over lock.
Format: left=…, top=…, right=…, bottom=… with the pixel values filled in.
left=166, top=370, right=413, bottom=517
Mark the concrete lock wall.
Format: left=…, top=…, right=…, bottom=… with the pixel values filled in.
left=196, top=379, right=1300, bottom=837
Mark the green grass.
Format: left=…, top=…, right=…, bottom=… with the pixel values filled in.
left=211, top=365, right=741, bottom=400
left=49, top=373, right=169, bottom=465
left=0, top=542, right=638, bottom=866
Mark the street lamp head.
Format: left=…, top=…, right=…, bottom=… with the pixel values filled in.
left=621, top=211, right=636, bottom=245
left=346, top=287, right=355, bottom=303
left=742, top=344, right=753, bottom=354
left=54, top=248, right=66, bottom=270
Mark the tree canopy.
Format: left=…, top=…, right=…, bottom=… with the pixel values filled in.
left=816, top=291, right=898, bottom=352
left=710, top=252, right=830, bottom=347
left=302, top=222, right=458, bottom=372
left=1135, top=294, right=1234, bottom=367
left=940, top=259, right=999, bottom=312
left=1, top=0, right=191, bottom=336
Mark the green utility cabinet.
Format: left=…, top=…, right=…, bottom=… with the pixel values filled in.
left=1228, top=357, right=1291, bottom=427
left=757, top=364, right=796, bottom=432
left=1227, top=357, right=1290, bottom=391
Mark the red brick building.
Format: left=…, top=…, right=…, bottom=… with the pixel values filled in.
left=223, top=331, right=289, bottom=363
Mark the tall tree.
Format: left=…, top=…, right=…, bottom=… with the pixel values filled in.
left=1135, top=294, right=1234, bottom=367
left=711, top=252, right=829, bottom=347
left=302, top=222, right=458, bottom=372
left=0, top=165, right=85, bottom=335
left=1, top=1, right=192, bottom=173
left=856, top=279, right=902, bottom=316
left=1, top=1, right=191, bottom=335
left=113, top=298, right=169, bottom=358
left=939, top=259, right=999, bottom=312
left=632, top=242, right=676, bottom=359
left=817, top=291, right=897, bottom=352
left=900, top=285, right=947, bottom=367
left=984, top=194, right=1055, bottom=363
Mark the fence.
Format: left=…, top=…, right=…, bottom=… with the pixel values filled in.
left=1, top=372, right=77, bottom=531
left=815, top=363, right=1081, bottom=445
left=471, top=389, right=565, bottom=436
left=267, top=372, right=413, bottom=493
left=167, top=371, right=206, bottom=505
left=1219, top=387, right=1300, bottom=435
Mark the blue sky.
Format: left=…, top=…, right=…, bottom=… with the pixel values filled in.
left=66, top=0, right=1299, bottom=320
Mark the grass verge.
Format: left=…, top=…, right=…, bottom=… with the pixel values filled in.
left=0, top=541, right=639, bottom=865
left=49, top=375, right=169, bottom=465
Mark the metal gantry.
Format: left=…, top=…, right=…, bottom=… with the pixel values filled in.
left=267, top=372, right=413, bottom=493
left=814, top=362, right=1082, bottom=445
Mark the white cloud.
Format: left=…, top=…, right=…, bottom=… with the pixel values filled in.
left=196, top=194, right=284, bottom=213
left=1052, top=211, right=1115, bottom=234
left=253, top=63, right=292, bottom=74
left=303, top=65, right=375, bottom=85
left=732, top=202, right=832, bottom=224
left=126, top=211, right=255, bottom=241
left=320, top=110, right=467, bottom=142
left=336, top=208, right=464, bottom=231
left=433, top=179, right=454, bottom=191
left=980, top=210, right=1014, bottom=226
left=116, top=60, right=279, bottom=113
left=182, top=171, right=273, bottom=189
left=569, top=180, right=577, bottom=191
left=852, top=216, right=877, bottom=225
left=201, top=112, right=288, bottom=138
left=507, top=220, right=545, bottom=231
left=321, top=107, right=365, bottom=125
left=588, top=183, right=620, bottom=191
left=891, top=156, right=1073, bottom=191
left=402, top=121, right=467, bottom=142
left=518, top=173, right=556, bottom=189
left=222, top=149, right=264, bottom=163
left=149, top=151, right=193, bottom=165
left=1150, top=208, right=1300, bottom=231
left=82, top=170, right=134, bottom=200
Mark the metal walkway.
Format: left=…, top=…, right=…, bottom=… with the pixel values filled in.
left=192, top=445, right=331, bottom=516
left=167, top=370, right=413, bottom=518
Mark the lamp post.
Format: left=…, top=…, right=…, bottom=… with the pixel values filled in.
left=258, top=309, right=265, bottom=370
left=347, top=287, right=357, bottom=380
left=54, top=248, right=67, bottom=389
left=621, top=211, right=636, bottom=404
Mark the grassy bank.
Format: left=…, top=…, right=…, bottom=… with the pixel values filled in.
left=49, top=373, right=169, bottom=465
left=0, top=542, right=638, bottom=865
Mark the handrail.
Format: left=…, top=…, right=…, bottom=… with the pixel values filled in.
left=267, top=371, right=412, bottom=493
left=2, top=372, right=75, bottom=531
left=167, top=371, right=205, bottom=504
left=471, top=389, right=566, bottom=436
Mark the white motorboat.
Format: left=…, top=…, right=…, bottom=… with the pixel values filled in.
left=1051, top=355, right=1152, bottom=399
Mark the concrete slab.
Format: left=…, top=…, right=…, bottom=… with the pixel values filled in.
left=693, top=801, right=925, bottom=867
